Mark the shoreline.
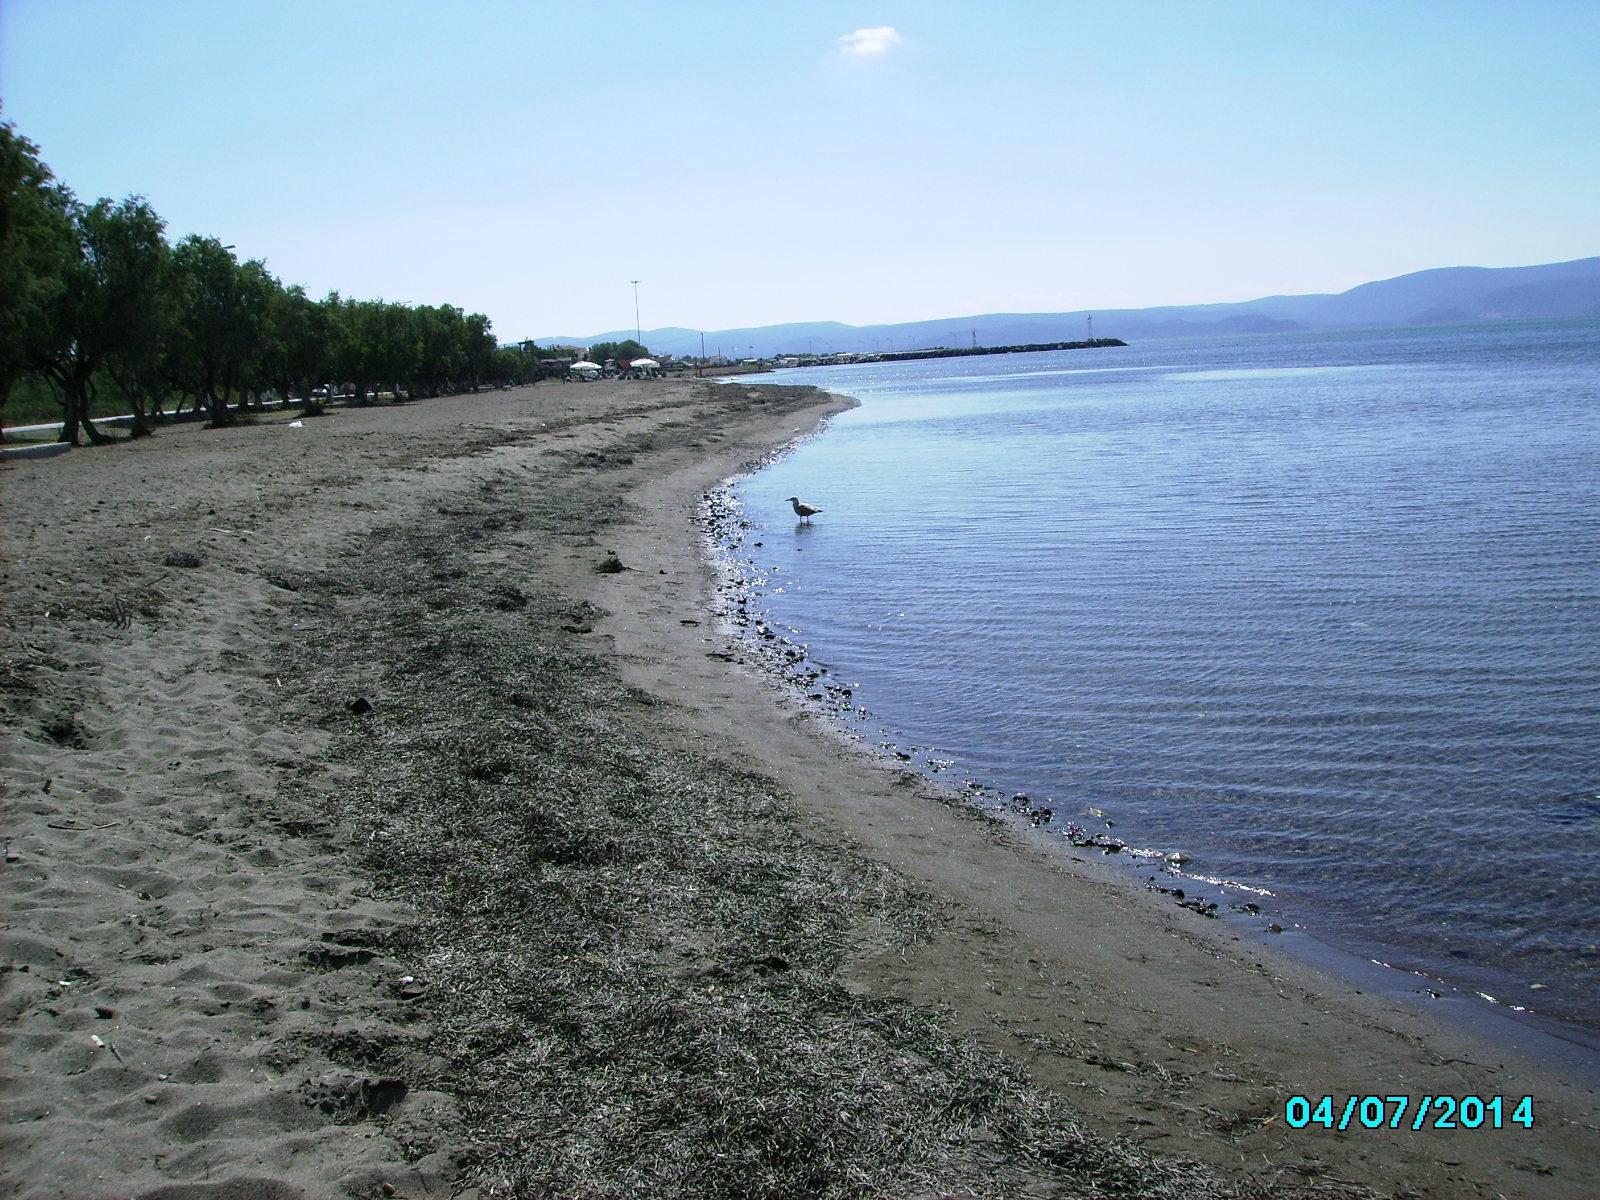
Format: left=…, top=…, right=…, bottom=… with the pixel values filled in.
left=706, top=455, right=1600, bottom=1078
left=3, top=379, right=1596, bottom=1198
left=710, top=380, right=1600, bottom=1070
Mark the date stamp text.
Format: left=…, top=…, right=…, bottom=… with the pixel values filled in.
left=1284, top=1094, right=1534, bottom=1131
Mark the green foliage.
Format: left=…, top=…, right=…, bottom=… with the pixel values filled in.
left=463, top=312, right=496, bottom=385
left=9, top=175, right=175, bottom=440
left=167, top=235, right=250, bottom=424
left=0, top=121, right=75, bottom=414
left=413, top=304, right=468, bottom=397
left=1, top=115, right=510, bottom=438
left=3, top=372, right=128, bottom=427
left=260, top=282, right=327, bottom=403
left=81, top=196, right=171, bottom=433
left=586, top=338, right=649, bottom=365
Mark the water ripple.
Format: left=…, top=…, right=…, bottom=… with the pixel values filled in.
left=741, top=321, right=1600, bottom=1032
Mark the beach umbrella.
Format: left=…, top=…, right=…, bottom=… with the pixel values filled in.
left=630, top=358, right=660, bottom=369
left=570, top=361, right=601, bottom=373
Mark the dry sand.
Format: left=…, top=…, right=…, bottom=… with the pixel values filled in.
left=2, top=379, right=1595, bottom=1199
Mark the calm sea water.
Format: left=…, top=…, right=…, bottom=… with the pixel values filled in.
left=734, top=321, right=1600, bottom=1034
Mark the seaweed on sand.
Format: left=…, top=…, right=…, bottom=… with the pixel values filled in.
left=276, top=444, right=1364, bottom=1200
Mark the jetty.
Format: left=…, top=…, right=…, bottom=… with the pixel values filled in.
left=773, top=337, right=1126, bottom=369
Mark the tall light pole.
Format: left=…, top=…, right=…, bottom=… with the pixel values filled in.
left=630, top=280, right=641, bottom=346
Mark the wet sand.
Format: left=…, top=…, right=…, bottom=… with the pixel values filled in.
left=2, top=379, right=1596, bottom=1198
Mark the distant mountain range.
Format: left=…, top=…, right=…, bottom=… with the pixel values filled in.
left=536, top=256, right=1600, bottom=359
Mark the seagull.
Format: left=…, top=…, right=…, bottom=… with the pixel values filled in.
left=786, top=496, right=822, bottom=523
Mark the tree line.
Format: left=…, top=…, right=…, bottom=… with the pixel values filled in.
left=1, top=118, right=556, bottom=444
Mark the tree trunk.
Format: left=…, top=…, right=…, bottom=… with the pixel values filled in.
left=128, top=391, right=153, bottom=438
left=207, top=364, right=234, bottom=427
left=207, top=387, right=231, bottom=426
left=78, top=408, right=111, bottom=444
left=57, top=396, right=81, bottom=445
left=55, top=368, right=109, bottom=445
left=78, top=375, right=112, bottom=444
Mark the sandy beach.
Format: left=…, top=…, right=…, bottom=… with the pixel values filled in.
left=3, top=378, right=1596, bottom=1199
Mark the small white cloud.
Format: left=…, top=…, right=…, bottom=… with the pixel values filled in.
left=837, top=26, right=903, bottom=59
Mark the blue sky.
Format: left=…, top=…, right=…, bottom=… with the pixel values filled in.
left=3, top=1, right=1596, bottom=340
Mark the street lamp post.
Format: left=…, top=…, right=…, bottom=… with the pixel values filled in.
left=630, top=280, right=641, bottom=346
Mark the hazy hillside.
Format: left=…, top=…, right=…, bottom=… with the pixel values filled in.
left=538, top=256, right=1600, bottom=358
left=1307, top=257, right=1600, bottom=326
